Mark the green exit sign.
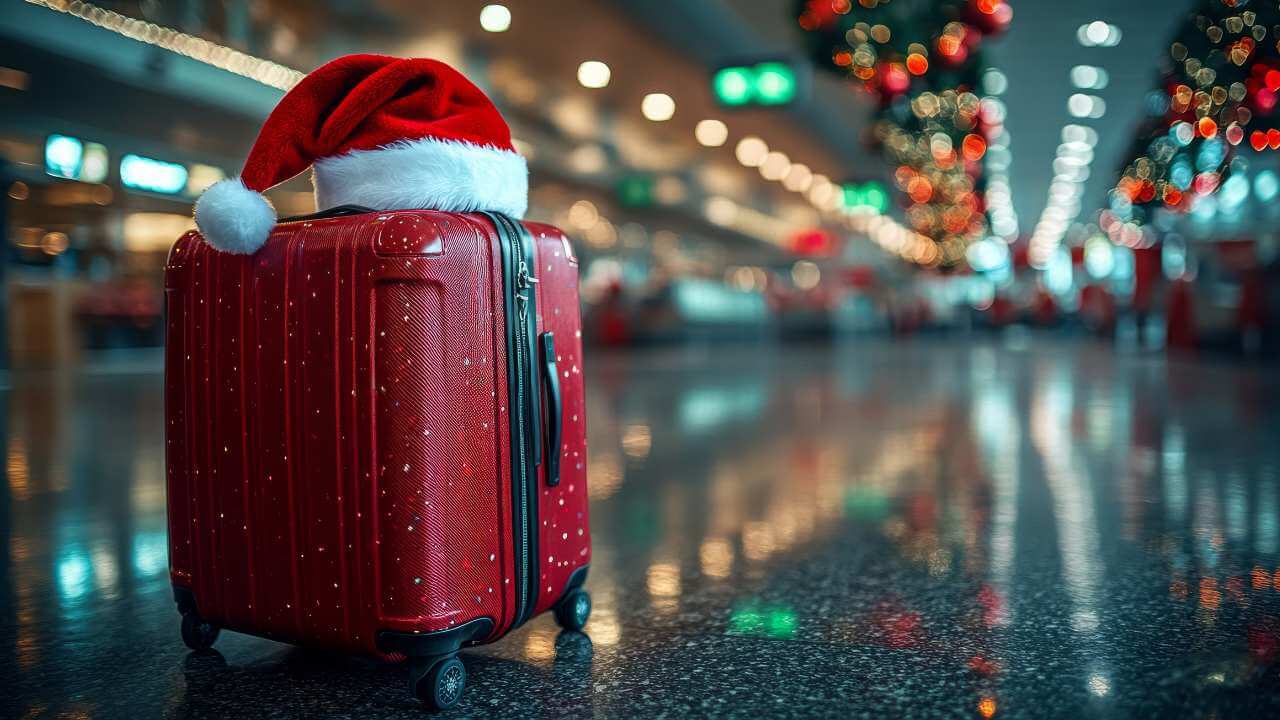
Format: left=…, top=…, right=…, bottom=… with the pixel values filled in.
left=712, top=61, right=802, bottom=107
left=843, top=181, right=889, bottom=214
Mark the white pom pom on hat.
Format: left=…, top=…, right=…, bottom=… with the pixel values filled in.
left=192, top=54, right=528, bottom=254
left=194, top=177, right=277, bottom=254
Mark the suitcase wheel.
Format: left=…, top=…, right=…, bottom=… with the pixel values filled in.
left=554, top=589, right=592, bottom=632
left=180, top=612, right=220, bottom=651
left=413, top=655, right=466, bottom=711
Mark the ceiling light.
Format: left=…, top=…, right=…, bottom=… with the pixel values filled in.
left=759, top=151, right=790, bottom=181
left=577, top=60, right=610, bottom=89
left=479, top=4, right=511, bottom=33
left=1070, top=65, right=1109, bottom=90
left=735, top=136, right=768, bottom=166
left=782, top=163, right=812, bottom=192
left=695, top=119, right=729, bottom=147
left=1067, top=93, right=1106, bottom=119
left=641, top=93, right=675, bottom=121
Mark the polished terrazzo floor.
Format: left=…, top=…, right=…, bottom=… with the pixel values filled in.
left=2, top=337, right=1279, bottom=718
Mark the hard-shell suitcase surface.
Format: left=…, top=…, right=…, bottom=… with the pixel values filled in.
left=164, top=207, right=590, bottom=705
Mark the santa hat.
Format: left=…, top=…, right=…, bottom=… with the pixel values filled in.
left=195, top=54, right=527, bottom=254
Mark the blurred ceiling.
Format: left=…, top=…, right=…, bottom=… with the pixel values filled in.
left=978, top=0, right=1193, bottom=234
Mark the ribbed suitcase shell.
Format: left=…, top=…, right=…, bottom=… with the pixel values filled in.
left=164, top=210, right=590, bottom=656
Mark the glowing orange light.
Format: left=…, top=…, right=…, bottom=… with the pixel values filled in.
left=1163, top=187, right=1183, bottom=206
left=961, top=134, right=987, bottom=161
left=894, top=165, right=916, bottom=188
left=907, top=176, right=933, bottom=203
left=1274, top=568, right=1280, bottom=591
left=834, top=51, right=853, bottom=67
left=1251, top=130, right=1268, bottom=151
left=906, top=53, right=929, bottom=75
left=1197, top=117, right=1218, bottom=139
left=1268, top=128, right=1280, bottom=150
left=978, top=697, right=997, bottom=718
left=976, top=0, right=1000, bottom=14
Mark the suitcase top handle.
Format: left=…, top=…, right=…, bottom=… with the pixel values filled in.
left=278, top=204, right=376, bottom=223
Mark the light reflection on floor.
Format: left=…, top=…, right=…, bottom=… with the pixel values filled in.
left=2, top=337, right=1279, bottom=718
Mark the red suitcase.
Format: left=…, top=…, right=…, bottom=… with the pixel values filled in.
left=164, top=207, right=591, bottom=709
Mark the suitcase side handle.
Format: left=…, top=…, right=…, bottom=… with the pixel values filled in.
left=539, top=332, right=563, bottom=487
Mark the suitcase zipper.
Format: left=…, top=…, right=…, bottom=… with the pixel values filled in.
left=485, top=212, right=541, bottom=629
left=513, top=266, right=532, bottom=624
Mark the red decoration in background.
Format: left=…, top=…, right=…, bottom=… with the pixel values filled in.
left=879, top=62, right=911, bottom=96
left=789, top=228, right=839, bottom=256
left=967, top=0, right=1013, bottom=35
left=961, top=134, right=987, bottom=161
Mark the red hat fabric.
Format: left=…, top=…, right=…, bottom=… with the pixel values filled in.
left=195, top=54, right=528, bottom=253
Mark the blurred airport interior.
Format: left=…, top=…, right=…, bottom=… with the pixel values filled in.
left=1, top=0, right=1278, bottom=368
left=4, top=1, right=1280, bottom=718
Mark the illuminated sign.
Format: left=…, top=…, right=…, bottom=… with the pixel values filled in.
left=120, top=153, right=188, bottom=195
left=45, top=134, right=109, bottom=182
left=45, top=135, right=82, bottom=179
left=712, top=61, right=801, bottom=107
left=842, top=181, right=889, bottom=213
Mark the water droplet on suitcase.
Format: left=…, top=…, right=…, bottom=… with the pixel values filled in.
left=403, top=464, right=411, bottom=472
left=489, top=553, right=496, bottom=562
left=414, top=577, right=422, bottom=585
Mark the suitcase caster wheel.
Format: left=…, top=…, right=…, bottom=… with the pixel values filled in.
left=555, top=589, right=591, bottom=631
left=415, top=656, right=466, bottom=711
left=180, top=612, right=220, bottom=651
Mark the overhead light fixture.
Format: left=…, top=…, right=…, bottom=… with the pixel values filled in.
left=782, top=163, right=812, bottom=192
left=577, top=60, right=610, bottom=89
left=1077, top=21, right=1121, bottom=47
left=734, top=136, right=768, bottom=166
left=1070, top=65, right=1109, bottom=90
left=1067, top=93, right=1106, bottom=119
left=641, top=93, right=675, bottom=121
left=759, top=151, right=790, bottom=181
left=695, top=119, right=729, bottom=147
left=479, top=4, right=511, bottom=33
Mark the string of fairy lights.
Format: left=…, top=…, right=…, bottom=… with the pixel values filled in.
left=25, top=0, right=304, bottom=90
left=795, top=0, right=1014, bottom=268
left=1108, top=1, right=1280, bottom=255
